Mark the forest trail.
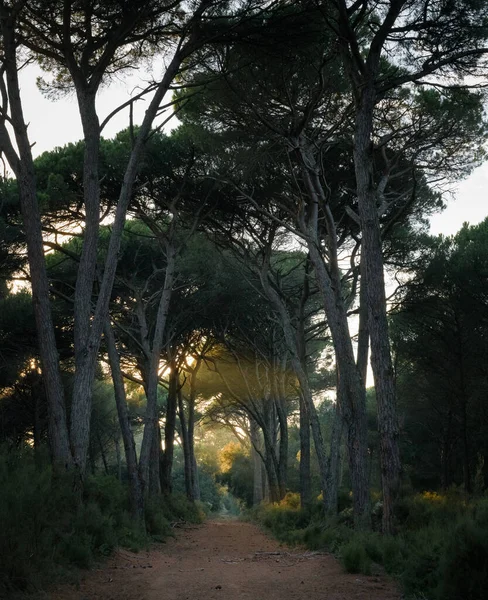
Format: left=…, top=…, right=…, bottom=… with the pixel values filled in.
left=49, top=519, right=400, bottom=600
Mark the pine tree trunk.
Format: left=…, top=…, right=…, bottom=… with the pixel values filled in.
left=178, top=390, right=194, bottom=501
left=259, top=264, right=330, bottom=506
left=139, top=247, right=176, bottom=492
left=296, top=150, right=370, bottom=527
left=324, top=399, right=343, bottom=514
left=149, top=422, right=162, bottom=496
left=274, top=369, right=288, bottom=499
left=0, top=16, right=72, bottom=471
left=353, top=86, right=400, bottom=533
left=296, top=257, right=312, bottom=510
left=188, top=359, right=203, bottom=501
left=97, top=430, right=109, bottom=475
left=250, top=419, right=264, bottom=506
left=104, top=322, right=145, bottom=523
left=261, top=400, right=283, bottom=502
left=69, top=90, right=101, bottom=477
left=114, top=437, right=122, bottom=482
left=160, top=367, right=178, bottom=495
left=299, top=396, right=312, bottom=509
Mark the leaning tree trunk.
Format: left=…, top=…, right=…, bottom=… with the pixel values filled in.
left=259, top=264, right=330, bottom=508
left=0, top=16, right=72, bottom=471
left=104, top=321, right=145, bottom=524
left=357, top=258, right=370, bottom=388
left=297, top=149, right=370, bottom=529
left=273, top=359, right=289, bottom=499
left=139, top=245, right=176, bottom=493
left=70, top=52, right=188, bottom=479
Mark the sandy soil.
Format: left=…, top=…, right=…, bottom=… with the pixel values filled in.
left=49, top=519, right=400, bottom=600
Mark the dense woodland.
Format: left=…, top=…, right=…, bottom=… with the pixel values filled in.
left=1, top=1, right=488, bottom=598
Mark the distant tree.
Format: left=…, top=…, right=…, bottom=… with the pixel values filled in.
left=392, top=219, right=488, bottom=492
left=0, top=0, right=258, bottom=479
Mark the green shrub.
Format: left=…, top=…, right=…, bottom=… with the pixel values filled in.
left=58, top=531, right=93, bottom=569
left=257, top=505, right=309, bottom=542
left=0, top=446, right=195, bottom=594
left=473, top=496, right=488, bottom=527
left=76, top=501, right=118, bottom=554
left=84, top=474, right=128, bottom=523
left=220, top=488, right=244, bottom=515
left=381, top=535, right=406, bottom=575
left=341, top=539, right=372, bottom=575
left=144, top=496, right=172, bottom=538
left=362, top=532, right=384, bottom=564
left=400, top=527, right=444, bottom=597
left=394, top=490, right=467, bottom=531
left=436, top=518, right=488, bottom=600
left=248, top=489, right=488, bottom=600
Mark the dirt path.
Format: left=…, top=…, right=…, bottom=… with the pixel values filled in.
left=49, top=519, right=400, bottom=600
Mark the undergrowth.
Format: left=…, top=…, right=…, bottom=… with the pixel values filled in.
left=250, top=490, right=488, bottom=600
left=0, top=446, right=203, bottom=596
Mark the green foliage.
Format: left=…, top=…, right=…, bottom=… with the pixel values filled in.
left=0, top=446, right=199, bottom=594
left=250, top=496, right=322, bottom=545
left=392, top=219, right=488, bottom=492
left=340, top=539, right=372, bottom=575
left=218, top=444, right=254, bottom=507
left=436, top=519, right=488, bottom=600
left=144, top=496, right=172, bottom=539
left=394, top=490, right=468, bottom=530
left=249, top=489, right=488, bottom=600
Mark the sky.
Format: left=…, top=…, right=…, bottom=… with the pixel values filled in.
left=16, top=65, right=488, bottom=238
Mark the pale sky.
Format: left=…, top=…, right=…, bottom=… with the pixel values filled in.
left=429, top=164, right=488, bottom=236
left=16, top=65, right=488, bottom=238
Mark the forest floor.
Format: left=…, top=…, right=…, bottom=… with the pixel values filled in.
left=48, top=518, right=400, bottom=600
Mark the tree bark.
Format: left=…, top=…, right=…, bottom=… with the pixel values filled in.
left=250, top=418, right=264, bottom=505
left=0, top=13, right=72, bottom=471
left=104, top=321, right=145, bottom=524
left=273, top=360, right=288, bottom=499
left=149, top=422, right=162, bottom=496
left=259, top=250, right=332, bottom=510
left=294, top=145, right=370, bottom=528
left=325, top=398, right=343, bottom=514
left=299, top=395, right=312, bottom=509
left=188, top=358, right=203, bottom=501
left=296, top=263, right=312, bottom=509
left=139, top=245, right=176, bottom=493
left=261, top=398, right=282, bottom=503
left=69, top=89, right=102, bottom=477
left=160, top=365, right=178, bottom=495
left=353, top=84, right=400, bottom=533
left=178, top=389, right=194, bottom=501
